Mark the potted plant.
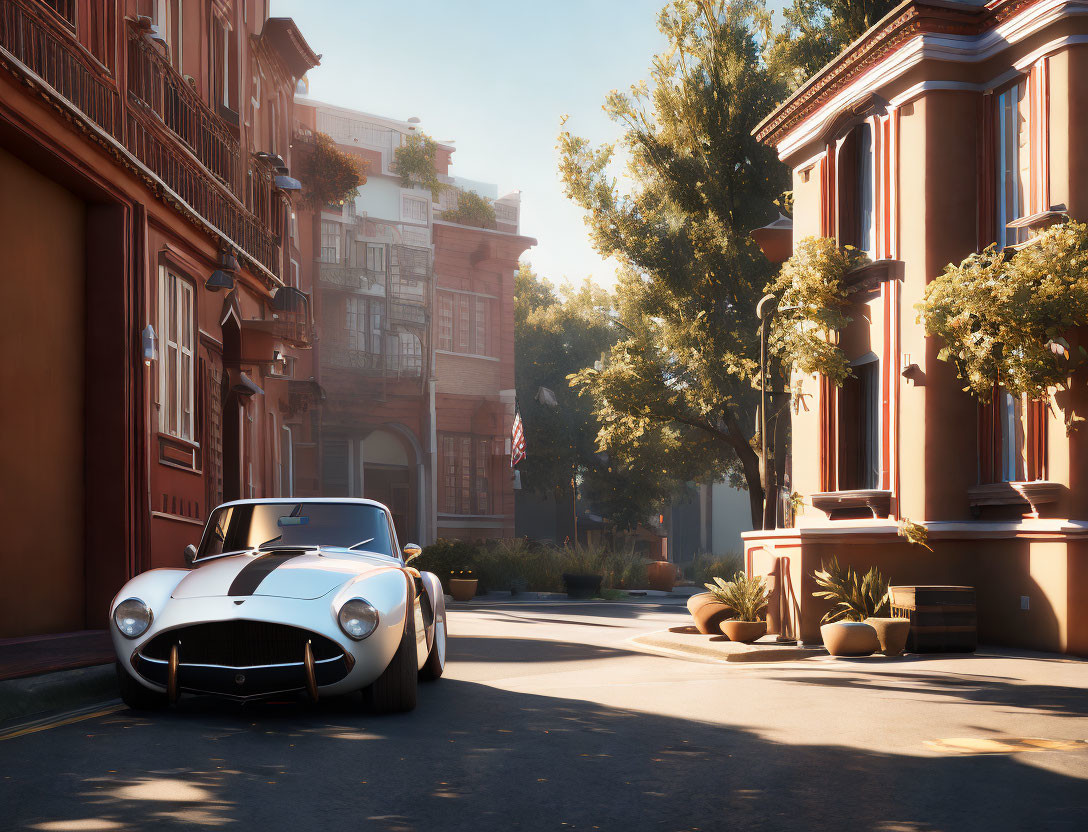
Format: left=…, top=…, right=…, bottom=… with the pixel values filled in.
left=686, top=590, right=731, bottom=634
left=449, top=568, right=478, bottom=602
left=646, top=559, right=676, bottom=592
left=811, top=557, right=889, bottom=656
left=561, top=544, right=605, bottom=599
left=708, top=573, right=769, bottom=643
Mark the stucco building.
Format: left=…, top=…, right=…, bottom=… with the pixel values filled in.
left=292, top=98, right=534, bottom=545
left=747, top=0, right=1088, bottom=655
left=0, top=0, right=318, bottom=655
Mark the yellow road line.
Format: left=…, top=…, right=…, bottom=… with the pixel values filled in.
left=0, top=703, right=126, bottom=742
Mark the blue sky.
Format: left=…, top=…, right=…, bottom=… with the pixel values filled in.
left=271, top=0, right=676, bottom=288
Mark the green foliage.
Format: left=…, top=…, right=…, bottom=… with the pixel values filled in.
left=704, top=572, right=768, bottom=622
left=301, top=132, right=366, bottom=208
left=558, top=0, right=792, bottom=529
left=897, top=517, right=932, bottom=551
left=393, top=133, right=446, bottom=199
left=516, top=265, right=685, bottom=530
left=441, top=188, right=496, bottom=229
left=917, top=221, right=1088, bottom=403
left=414, top=538, right=482, bottom=591
left=767, top=0, right=900, bottom=88
left=767, top=236, right=866, bottom=385
left=811, top=556, right=890, bottom=623
left=689, top=551, right=744, bottom=585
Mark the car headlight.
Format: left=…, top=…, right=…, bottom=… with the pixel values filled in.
left=338, top=598, right=379, bottom=640
left=113, top=598, right=152, bottom=639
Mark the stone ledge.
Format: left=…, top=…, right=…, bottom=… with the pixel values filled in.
left=630, top=628, right=825, bottom=663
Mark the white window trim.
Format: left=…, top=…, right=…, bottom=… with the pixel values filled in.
left=157, top=266, right=196, bottom=443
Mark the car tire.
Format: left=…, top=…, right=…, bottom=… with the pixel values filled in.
left=116, top=662, right=168, bottom=710
left=362, top=592, right=418, bottom=713
left=419, top=607, right=446, bottom=682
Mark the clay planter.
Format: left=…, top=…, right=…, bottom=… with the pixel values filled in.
left=820, top=621, right=880, bottom=657
left=647, top=561, right=676, bottom=592
left=562, top=573, right=603, bottom=599
left=865, top=617, right=911, bottom=656
left=449, top=578, right=478, bottom=602
left=686, top=592, right=732, bottom=635
left=720, top=619, right=766, bottom=643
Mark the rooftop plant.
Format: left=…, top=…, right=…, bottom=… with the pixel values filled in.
left=300, top=132, right=366, bottom=208
left=811, top=556, right=889, bottom=623
left=441, top=188, right=497, bottom=229
left=393, top=133, right=447, bottom=200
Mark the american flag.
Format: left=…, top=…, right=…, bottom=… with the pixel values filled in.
left=511, top=406, right=526, bottom=468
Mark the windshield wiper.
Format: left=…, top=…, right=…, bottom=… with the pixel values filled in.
left=256, top=535, right=283, bottom=549
left=348, top=537, right=375, bottom=551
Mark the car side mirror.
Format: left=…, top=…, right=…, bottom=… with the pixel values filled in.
left=184, top=544, right=198, bottom=567
left=403, top=543, right=422, bottom=563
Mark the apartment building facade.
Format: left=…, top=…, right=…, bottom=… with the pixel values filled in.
left=0, top=0, right=318, bottom=647
left=293, top=98, right=534, bottom=545
left=747, top=0, right=1088, bottom=655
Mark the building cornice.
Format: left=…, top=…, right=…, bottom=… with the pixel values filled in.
left=755, top=0, right=1086, bottom=154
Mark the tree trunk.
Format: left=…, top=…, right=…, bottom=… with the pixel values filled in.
left=723, top=411, right=764, bottom=530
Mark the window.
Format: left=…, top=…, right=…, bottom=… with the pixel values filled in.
left=837, top=359, right=879, bottom=490
left=979, top=388, right=1046, bottom=483
left=366, top=244, right=386, bottom=274
left=837, top=121, right=875, bottom=255
left=438, top=293, right=454, bottom=351
left=152, top=0, right=182, bottom=70
left=402, top=196, right=428, bottom=223
left=440, top=435, right=493, bottom=514
left=320, top=221, right=340, bottom=263
left=344, top=297, right=383, bottom=354
left=996, top=80, right=1030, bottom=248
left=159, top=268, right=195, bottom=442
left=437, top=291, right=492, bottom=356
left=212, top=16, right=237, bottom=112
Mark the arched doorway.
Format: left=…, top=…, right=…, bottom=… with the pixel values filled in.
left=360, top=427, right=415, bottom=544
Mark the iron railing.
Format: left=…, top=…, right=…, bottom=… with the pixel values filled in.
left=127, top=27, right=241, bottom=195
left=323, top=345, right=423, bottom=377
left=0, top=0, right=122, bottom=140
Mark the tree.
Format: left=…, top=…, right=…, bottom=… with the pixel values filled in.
left=393, top=133, right=447, bottom=200
left=559, top=0, right=790, bottom=529
left=514, top=265, right=692, bottom=531
left=769, top=0, right=900, bottom=87
left=441, top=188, right=497, bottom=229
left=299, top=132, right=366, bottom=208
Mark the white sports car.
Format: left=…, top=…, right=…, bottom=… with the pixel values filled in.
left=109, top=498, right=446, bottom=713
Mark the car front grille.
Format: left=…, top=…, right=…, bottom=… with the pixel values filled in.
left=142, top=620, right=342, bottom=667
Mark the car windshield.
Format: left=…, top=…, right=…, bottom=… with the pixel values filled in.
left=197, top=502, right=396, bottom=560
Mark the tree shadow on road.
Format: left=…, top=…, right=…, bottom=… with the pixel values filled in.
left=762, top=669, right=1088, bottom=720
left=2, top=637, right=1087, bottom=832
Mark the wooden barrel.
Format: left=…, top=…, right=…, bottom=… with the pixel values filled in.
left=889, top=585, right=977, bottom=653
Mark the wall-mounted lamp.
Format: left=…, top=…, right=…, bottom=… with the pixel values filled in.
left=274, top=175, right=303, bottom=192
left=142, top=324, right=158, bottom=367
left=219, top=249, right=240, bottom=271
left=205, top=269, right=235, bottom=292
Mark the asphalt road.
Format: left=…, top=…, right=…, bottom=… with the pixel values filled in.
left=2, top=601, right=1087, bottom=832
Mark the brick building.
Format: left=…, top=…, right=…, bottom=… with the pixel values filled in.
left=293, top=98, right=534, bottom=544
left=746, top=0, right=1088, bottom=656
left=0, top=0, right=318, bottom=652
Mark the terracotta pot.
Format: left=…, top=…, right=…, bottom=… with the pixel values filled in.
left=720, top=619, right=766, bottom=643
left=647, top=561, right=676, bottom=592
left=820, top=621, right=879, bottom=657
left=686, top=593, right=732, bottom=635
left=449, top=578, right=478, bottom=602
left=866, top=617, right=911, bottom=656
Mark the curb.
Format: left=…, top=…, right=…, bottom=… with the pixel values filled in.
left=628, top=630, right=826, bottom=664
left=0, top=663, right=119, bottom=725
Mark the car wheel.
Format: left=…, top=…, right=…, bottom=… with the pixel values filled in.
left=419, top=610, right=446, bottom=682
left=362, top=592, right=419, bottom=713
left=116, top=662, right=168, bottom=710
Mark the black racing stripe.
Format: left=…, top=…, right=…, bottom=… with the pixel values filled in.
left=227, top=550, right=308, bottom=597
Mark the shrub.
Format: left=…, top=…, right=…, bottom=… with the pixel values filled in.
left=441, top=188, right=497, bottom=229
left=704, top=573, right=768, bottom=622
left=415, top=538, right=481, bottom=592
left=690, top=552, right=744, bottom=585
left=811, top=556, right=890, bottom=623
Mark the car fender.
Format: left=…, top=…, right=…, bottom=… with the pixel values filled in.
left=109, top=568, right=189, bottom=625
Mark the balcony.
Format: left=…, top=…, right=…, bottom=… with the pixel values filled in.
left=127, top=26, right=241, bottom=195
left=323, top=345, right=422, bottom=378
left=318, top=264, right=383, bottom=292
left=0, top=2, right=282, bottom=281
left=389, top=300, right=428, bottom=328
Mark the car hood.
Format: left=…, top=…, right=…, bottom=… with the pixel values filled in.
left=171, top=548, right=400, bottom=600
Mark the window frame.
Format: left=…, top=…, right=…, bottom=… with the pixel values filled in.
left=158, top=266, right=196, bottom=443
